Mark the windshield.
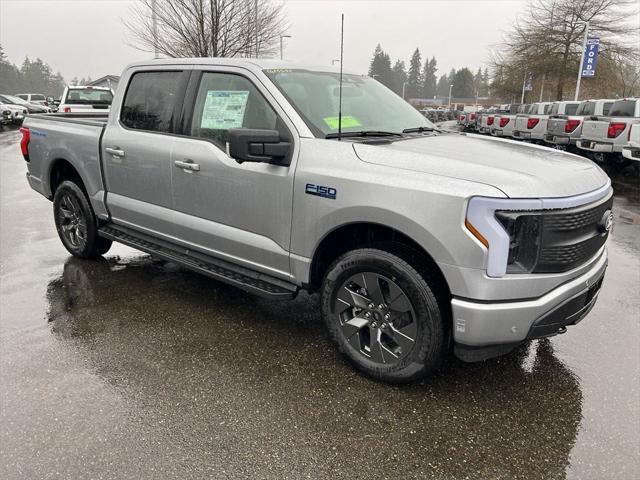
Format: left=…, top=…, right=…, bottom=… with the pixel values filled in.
left=64, top=88, right=113, bottom=105
left=263, top=69, right=434, bottom=137
left=0, top=94, right=30, bottom=106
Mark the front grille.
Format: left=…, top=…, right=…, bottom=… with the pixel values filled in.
left=534, top=194, right=613, bottom=273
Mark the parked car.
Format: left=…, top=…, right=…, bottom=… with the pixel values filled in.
left=545, top=99, right=616, bottom=152
left=577, top=98, right=640, bottom=162
left=476, top=108, right=498, bottom=134
left=0, top=101, right=28, bottom=124
left=58, top=86, right=113, bottom=113
left=490, top=104, right=523, bottom=138
left=1, top=108, right=11, bottom=126
left=0, top=94, right=51, bottom=114
left=15, top=93, right=49, bottom=107
left=622, top=123, right=640, bottom=167
left=512, top=101, right=556, bottom=142
left=20, top=59, right=613, bottom=383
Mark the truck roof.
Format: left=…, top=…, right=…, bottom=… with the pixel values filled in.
left=124, top=58, right=361, bottom=76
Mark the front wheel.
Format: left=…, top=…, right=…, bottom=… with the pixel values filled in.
left=321, top=248, right=448, bottom=383
left=53, top=180, right=112, bottom=259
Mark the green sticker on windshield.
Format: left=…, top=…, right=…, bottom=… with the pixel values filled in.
left=323, top=115, right=362, bottom=130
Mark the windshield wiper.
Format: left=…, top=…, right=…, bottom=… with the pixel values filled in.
left=402, top=126, right=441, bottom=134
left=325, top=130, right=403, bottom=139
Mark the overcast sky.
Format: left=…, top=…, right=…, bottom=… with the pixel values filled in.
left=0, top=0, right=526, bottom=81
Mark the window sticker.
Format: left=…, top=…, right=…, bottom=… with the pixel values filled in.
left=323, top=115, right=362, bottom=130
left=201, top=90, right=250, bottom=129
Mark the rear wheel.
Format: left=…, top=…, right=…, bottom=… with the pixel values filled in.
left=321, top=248, right=448, bottom=383
left=53, top=180, right=111, bottom=259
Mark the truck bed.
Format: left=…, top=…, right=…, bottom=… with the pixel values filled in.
left=22, top=113, right=108, bottom=218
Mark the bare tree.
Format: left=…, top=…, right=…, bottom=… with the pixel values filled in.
left=490, top=0, right=639, bottom=100
left=125, top=0, right=288, bottom=58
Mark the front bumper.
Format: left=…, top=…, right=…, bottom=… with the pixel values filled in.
left=451, top=248, right=607, bottom=355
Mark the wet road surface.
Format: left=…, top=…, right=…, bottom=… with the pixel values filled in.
left=1, top=127, right=639, bottom=479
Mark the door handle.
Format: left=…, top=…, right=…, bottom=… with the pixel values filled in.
left=174, top=159, right=200, bottom=172
left=105, top=147, right=125, bottom=157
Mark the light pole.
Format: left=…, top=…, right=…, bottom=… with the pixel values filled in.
left=574, top=21, right=589, bottom=101
left=255, top=0, right=259, bottom=58
left=448, top=84, right=454, bottom=109
left=151, top=0, right=158, bottom=59
left=279, top=35, right=291, bottom=60
left=402, top=82, right=409, bottom=100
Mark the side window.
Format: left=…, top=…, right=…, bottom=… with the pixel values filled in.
left=565, top=103, right=578, bottom=115
left=121, top=71, right=184, bottom=132
left=190, top=72, right=278, bottom=147
left=602, top=102, right=613, bottom=116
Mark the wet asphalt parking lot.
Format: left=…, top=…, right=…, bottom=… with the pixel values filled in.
left=0, top=126, right=639, bottom=479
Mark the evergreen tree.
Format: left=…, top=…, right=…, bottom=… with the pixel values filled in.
left=0, top=44, right=22, bottom=94
left=482, top=67, right=490, bottom=96
left=368, top=44, right=393, bottom=88
left=390, top=60, right=407, bottom=97
left=436, top=73, right=450, bottom=97
left=452, top=68, right=475, bottom=98
left=421, top=56, right=438, bottom=98
left=406, top=48, right=422, bottom=99
left=474, top=67, right=483, bottom=98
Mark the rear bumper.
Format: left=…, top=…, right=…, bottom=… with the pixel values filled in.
left=545, top=133, right=575, bottom=145
left=622, top=147, right=640, bottom=162
left=577, top=139, right=619, bottom=153
left=451, top=248, right=607, bottom=356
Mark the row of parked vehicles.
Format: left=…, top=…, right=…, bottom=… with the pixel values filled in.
left=421, top=107, right=459, bottom=123
left=1, top=86, right=113, bottom=127
left=457, top=98, right=640, bottom=170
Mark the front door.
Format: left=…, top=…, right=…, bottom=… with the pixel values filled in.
left=170, top=69, right=297, bottom=280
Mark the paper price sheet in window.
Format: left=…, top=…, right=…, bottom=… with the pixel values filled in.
left=201, top=90, right=250, bottom=130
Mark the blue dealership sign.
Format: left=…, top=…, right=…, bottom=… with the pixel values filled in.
left=581, top=37, right=600, bottom=77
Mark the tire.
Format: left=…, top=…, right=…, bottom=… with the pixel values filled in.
left=321, top=248, right=448, bottom=383
left=53, top=180, right=112, bottom=259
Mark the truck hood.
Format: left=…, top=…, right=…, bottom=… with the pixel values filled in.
left=352, top=133, right=608, bottom=198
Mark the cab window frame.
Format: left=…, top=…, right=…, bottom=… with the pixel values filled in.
left=181, top=69, right=293, bottom=153
left=118, top=69, right=191, bottom=135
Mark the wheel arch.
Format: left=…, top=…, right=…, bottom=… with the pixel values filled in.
left=48, top=158, right=87, bottom=199
left=308, top=221, right=452, bottom=302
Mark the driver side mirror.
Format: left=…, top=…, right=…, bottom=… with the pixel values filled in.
left=228, top=129, right=291, bottom=166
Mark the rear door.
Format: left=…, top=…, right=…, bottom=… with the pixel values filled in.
left=102, top=68, right=191, bottom=239
left=168, top=68, right=298, bottom=280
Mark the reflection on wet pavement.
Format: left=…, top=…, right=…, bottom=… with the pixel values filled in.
left=1, top=128, right=638, bottom=479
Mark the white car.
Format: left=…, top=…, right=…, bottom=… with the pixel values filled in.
left=0, top=102, right=28, bottom=124
left=15, top=93, right=49, bottom=107
left=58, top=86, right=113, bottom=113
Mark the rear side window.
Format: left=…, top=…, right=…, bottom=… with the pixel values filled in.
left=576, top=101, right=594, bottom=115
left=565, top=103, right=579, bottom=115
left=608, top=100, right=635, bottom=117
left=121, top=71, right=184, bottom=132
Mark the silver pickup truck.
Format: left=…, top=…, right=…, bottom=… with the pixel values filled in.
left=21, top=59, right=613, bottom=383
left=545, top=99, right=615, bottom=151
left=577, top=98, right=640, bottom=162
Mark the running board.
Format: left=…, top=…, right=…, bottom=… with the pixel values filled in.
left=98, top=224, right=297, bottom=299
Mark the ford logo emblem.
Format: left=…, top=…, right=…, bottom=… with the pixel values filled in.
left=599, top=210, right=614, bottom=233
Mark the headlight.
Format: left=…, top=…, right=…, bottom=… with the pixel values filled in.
left=465, top=197, right=542, bottom=277
left=494, top=212, right=541, bottom=273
